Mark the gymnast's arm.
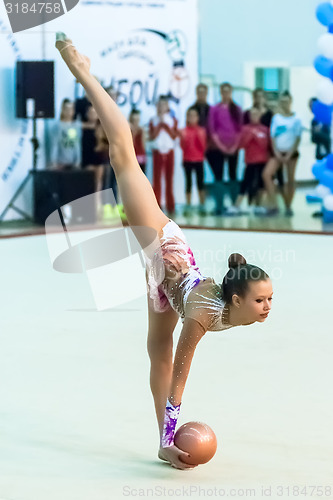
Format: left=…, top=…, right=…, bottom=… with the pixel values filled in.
left=55, top=38, right=136, bottom=170
left=168, top=317, right=207, bottom=407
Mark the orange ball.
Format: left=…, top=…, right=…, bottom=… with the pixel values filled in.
left=174, top=421, right=217, bottom=465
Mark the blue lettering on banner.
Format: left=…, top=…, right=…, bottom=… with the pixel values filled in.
left=1, top=121, right=28, bottom=182
left=0, top=18, right=28, bottom=183
left=109, top=75, right=159, bottom=107
left=101, top=33, right=160, bottom=107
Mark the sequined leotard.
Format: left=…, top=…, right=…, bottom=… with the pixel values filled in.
left=145, top=219, right=232, bottom=333
left=145, top=219, right=233, bottom=442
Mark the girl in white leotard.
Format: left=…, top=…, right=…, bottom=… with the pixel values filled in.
left=56, top=34, right=274, bottom=470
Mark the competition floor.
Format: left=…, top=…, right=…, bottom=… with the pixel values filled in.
left=0, top=226, right=332, bottom=500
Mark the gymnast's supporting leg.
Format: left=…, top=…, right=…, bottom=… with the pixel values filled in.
left=146, top=302, right=179, bottom=443
left=55, top=36, right=169, bottom=243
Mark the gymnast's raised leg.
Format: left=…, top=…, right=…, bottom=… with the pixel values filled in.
left=55, top=35, right=169, bottom=241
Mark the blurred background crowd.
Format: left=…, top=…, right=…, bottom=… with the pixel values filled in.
left=49, top=82, right=328, bottom=221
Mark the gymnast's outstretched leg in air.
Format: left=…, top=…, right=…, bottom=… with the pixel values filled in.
left=56, top=37, right=169, bottom=237
left=55, top=35, right=195, bottom=470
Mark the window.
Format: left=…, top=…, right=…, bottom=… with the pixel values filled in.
left=255, top=67, right=290, bottom=96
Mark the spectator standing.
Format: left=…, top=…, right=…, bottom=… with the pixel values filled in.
left=243, top=88, right=273, bottom=127
left=179, top=107, right=207, bottom=216
left=149, top=95, right=178, bottom=215
left=244, top=88, right=285, bottom=199
left=129, top=108, right=146, bottom=174
left=81, top=105, right=105, bottom=216
left=206, top=82, right=243, bottom=214
left=74, top=92, right=90, bottom=122
left=225, top=108, right=270, bottom=215
left=309, top=97, right=331, bottom=160
left=262, top=91, right=302, bottom=216
left=50, top=98, right=81, bottom=169
left=192, top=83, right=211, bottom=127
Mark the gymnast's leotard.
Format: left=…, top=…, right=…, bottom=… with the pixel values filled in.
left=145, top=219, right=232, bottom=333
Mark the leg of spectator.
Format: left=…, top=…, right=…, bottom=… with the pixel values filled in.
left=139, top=163, right=146, bottom=175
left=247, top=165, right=257, bottom=206
left=101, top=163, right=110, bottom=206
left=274, top=165, right=289, bottom=209
left=165, top=150, right=175, bottom=214
left=254, top=164, right=266, bottom=208
left=195, top=162, right=206, bottom=208
left=285, top=157, right=298, bottom=211
left=85, top=164, right=104, bottom=217
left=262, top=157, right=281, bottom=209
left=95, top=164, right=104, bottom=215
left=237, top=165, right=250, bottom=208
left=184, top=162, right=192, bottom=205
left=227, top=153, right=239, bottom=205
left=183, top=162, right=192, bottom=216
left=109, top=164, right=118, bottom=205
left=206, top=149, right=224, bottom=214
left=152, top=150, right=163, bottom=209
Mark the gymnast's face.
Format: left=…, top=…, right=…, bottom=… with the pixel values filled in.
left=238, top=279, right=273, bottom=324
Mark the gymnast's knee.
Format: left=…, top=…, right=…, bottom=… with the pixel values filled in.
left=147, top=337, right=173, bottom=363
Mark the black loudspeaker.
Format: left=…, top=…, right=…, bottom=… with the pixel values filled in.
left=33, top=170, right=97, bottom=224
left=16, top=61, right=55, bottom=119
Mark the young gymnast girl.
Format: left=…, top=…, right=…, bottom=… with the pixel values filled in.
left=56, top=34, right=273, bottom=470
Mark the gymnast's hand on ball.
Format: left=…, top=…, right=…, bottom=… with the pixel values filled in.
left=55, top=32, right=91, bottom=80
left=158, top=445, right=197, bottom=470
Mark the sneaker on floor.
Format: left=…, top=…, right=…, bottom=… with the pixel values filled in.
left=264, top=207, right=279, bottom=217
left=183, top=206, right=192, bottom=217
left=116, top=203, right=127, bottom=221
left=103, top=204, right=114, bottom=220
left=224, top=206, right=240, bottom=216
left=285, top=208, right=294, bottom=217
left=253, top=206, right=267, bottom=215
left=198, top=205, right=207, bottom=216
left=213, top=207, right=226, bottom=216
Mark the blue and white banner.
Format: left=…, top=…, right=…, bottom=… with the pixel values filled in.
left=0, top=0, right=198, bottom=219
left=47, top=0, right=199, bottom=125
left=0, top=14, right=40, bottom=221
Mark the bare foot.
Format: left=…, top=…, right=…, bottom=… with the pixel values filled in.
left=55, top=32, right=91, bottom=80
left=158, top=448, right=168, bottom=462
left=158, top=445, right=197, bottom=470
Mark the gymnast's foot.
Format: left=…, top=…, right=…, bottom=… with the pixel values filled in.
left=158, top=448, right=168, bottom=462
left=158, top=445, right=197, bottom=470
left=55, top=32, right=91, bottom=80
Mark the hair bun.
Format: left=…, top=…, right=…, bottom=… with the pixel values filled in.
left=228, top=253, right=247, bottom=268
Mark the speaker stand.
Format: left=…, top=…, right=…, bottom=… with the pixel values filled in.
left=0, top=117, right=39, bottom=222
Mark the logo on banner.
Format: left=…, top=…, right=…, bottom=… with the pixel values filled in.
left=100, top=28, right=190, bottom=115
left=143, top=29, right=190, bottom=100
left=4, top=0, right=80, bottom=33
